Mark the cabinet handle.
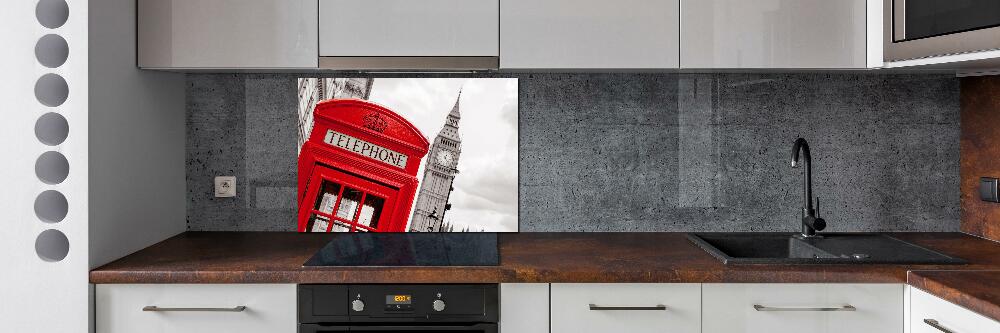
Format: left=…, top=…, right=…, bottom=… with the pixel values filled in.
left=142, top=306, right=247, bottom=312
left=753, top=304, right=856, bottom=312
left=923, top=319, right=955, bottom=333
left=589, top=304, right=667, bottom=311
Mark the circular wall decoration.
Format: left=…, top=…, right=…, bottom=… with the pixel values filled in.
left=34, top=190, right=68, bottom=223
left=35, top=151, right=69, bottom=185
left=35, top=229, right=70, bottom=262
left=35, top=34, right=69, bottom=68
left=34, top=73, right=69, bottom=107
left=35, top=112, right=69, bottom=145
left=36, top=0, right=69, bottom=29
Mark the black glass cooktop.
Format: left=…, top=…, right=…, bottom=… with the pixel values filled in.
left=303, top=233, right=499, bottom=267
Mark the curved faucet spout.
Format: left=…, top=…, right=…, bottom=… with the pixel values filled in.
left=791, top=138, right=810, bottom=168
left=791, top=138, right=813, bottom=208
left=791, top=138, right=824, bottom=237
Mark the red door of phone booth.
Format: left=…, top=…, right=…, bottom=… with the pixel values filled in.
left=298, top=99, right=429, bottom=232
left=300, top=166, right=398, bottom=232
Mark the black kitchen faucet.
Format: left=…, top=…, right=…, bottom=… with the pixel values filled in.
left=791, top=138, right=826, bottom=238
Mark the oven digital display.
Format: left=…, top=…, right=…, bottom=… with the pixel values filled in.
left=386, top=295, right=412, bottom=305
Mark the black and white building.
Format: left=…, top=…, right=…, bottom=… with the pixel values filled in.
left=409, top=91, right=463, bottom=232
left=297, top=78, right=373, bottom=151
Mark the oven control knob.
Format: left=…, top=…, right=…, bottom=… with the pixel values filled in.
left=432, top=299, right=446, bottom=312
left=351, top=299, right=365, bottom=312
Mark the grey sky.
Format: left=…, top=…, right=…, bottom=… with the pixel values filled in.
left=367, top=78, right=519, bottom=232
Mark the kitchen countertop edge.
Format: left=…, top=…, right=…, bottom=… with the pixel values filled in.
left=907, top=270, right=1000, bottom=323
left=89, top=231, right=1000, bottom=320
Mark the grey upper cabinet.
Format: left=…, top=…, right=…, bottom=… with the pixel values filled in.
left=318, top=0, right=500, bottom=70
left=680, top=0, right=868, bottom=69
left=138, top=0, right=318, bottom=69
left=501, top=0, right=680, bottom=69
left=131, top=0, right=876, bottom=70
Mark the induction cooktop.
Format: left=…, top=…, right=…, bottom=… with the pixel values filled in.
left=303, top=233, right=499, bottom=267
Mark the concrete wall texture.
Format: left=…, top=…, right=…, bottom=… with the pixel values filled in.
left=186, top=73, right=960, bottom=232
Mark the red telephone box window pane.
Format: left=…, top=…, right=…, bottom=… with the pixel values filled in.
left=307, top=181, right=343, bottom=232
left=336, top=187, right=363, bottom=220
left=313, top=182, right=342, bottom=212
left=331, top=219, right=352, bottom=232
left=305, top=178, right=390, bottom=233
left=309, top=215, right=330, bottom=232
left=358, top=195, right=385, bottom=229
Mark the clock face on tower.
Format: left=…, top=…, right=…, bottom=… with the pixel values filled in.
left=436, top=150, right=454, bottom=166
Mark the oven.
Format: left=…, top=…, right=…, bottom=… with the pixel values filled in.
left=298, top=284, right=498, bottom=333
left=884, top=0, right=1000, bottom=61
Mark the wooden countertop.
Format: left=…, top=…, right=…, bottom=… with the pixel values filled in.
left=91, top=232, right=1000, bottom=284
left=908, top=270, right=1000, bottom=323
left=89, top=232, right=1000, bottom=321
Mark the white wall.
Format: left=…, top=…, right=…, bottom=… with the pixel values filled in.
left=1, top=0, right=185, bottom=331
left=88, top=0, right=186, bottom=270
left=0, top=0, right=89, bottom=331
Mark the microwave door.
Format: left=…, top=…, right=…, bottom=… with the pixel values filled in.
left=896, top=0, right=1000, bottom=42
left=885, top=0, right=1000, bottom=61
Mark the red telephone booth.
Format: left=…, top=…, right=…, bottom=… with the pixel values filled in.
left=298, top=99, right=429, bottom=232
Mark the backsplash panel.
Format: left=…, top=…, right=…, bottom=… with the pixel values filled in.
left=960, top=76, right=1000, bottom=242
left=187, top=75, right=298, bottom=231
left=187, top=73, right=960, bottom=232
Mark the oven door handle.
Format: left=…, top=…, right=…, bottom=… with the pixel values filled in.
left=347, top=323, right=497, bottom=331
left=298, top=325, right=349, bottom=333
left=298, top=323, right=498, bottom=332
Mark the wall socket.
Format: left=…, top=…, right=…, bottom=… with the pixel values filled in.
left=215, top=176, right=236, bottom=198
left=980, top=177, right=999, bottom=203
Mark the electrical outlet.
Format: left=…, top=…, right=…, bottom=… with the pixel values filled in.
left=980, top=177, right=999, bottom=203
left=215, top=176, right=236, bottom=198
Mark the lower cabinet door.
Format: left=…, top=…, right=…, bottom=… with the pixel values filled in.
left=910, top=287, right=1000, bottom=333
left=550, top=283, right=701, bottom=333
left=96, top=284, right=297, bottom=333
left=702, top=283, right=903, bottom=333
left=500, top=283, right=548, bottom=333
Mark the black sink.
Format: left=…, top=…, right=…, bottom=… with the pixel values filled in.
left=687, top=233, right=966, bottom=265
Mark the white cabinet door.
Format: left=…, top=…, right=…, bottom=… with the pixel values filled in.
left=680, top=0, right=868, bottom=68
left=96, top=284, right=297, bottom=333
left=500, top=284, right=548, bottom=333
left=319, top=0, right=499, bottom=57
left=910, top=287, right=1000, bottom=333
left=702, top=283, right=904, bottom=333
left=138, top=0, right=318, bottom=69
left=551, top=283, right=701, bottom=333
left=501, top=0, right=680, bottom=69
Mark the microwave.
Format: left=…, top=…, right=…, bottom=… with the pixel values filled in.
left=884, top=0, right=1000, bottom=62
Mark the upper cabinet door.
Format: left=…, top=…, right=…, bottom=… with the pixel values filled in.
left=501, top=0, right=680, bottom=69
left=319, top=0, right=500, bottom=57
left=138, top=0, right=318, bottom=69
left=681, top=0, right=868, bottom=68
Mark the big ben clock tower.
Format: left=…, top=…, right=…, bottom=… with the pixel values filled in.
left=409, top=91, right=463, bottom=232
